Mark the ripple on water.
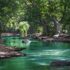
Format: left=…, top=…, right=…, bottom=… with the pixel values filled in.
left=35, top=62, right=49, bottom=66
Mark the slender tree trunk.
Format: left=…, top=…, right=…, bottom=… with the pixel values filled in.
left=40, top=18, right=49, bottom=35
left=51, top=17, right=61, bottom=34
left=43, top=23, right=50, bottom=35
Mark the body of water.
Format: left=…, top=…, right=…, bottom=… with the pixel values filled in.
left=0, top=37, right=70, bottom=70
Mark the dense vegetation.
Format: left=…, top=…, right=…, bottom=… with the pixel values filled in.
left=0, top=0, right=70, bottom=37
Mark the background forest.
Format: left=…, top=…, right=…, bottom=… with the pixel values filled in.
left=0, top=0, right=70, bottom=37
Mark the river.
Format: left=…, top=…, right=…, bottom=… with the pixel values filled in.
left=0, top=39, right=70, bottom=70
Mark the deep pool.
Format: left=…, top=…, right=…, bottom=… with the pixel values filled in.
left=0, top=39, right=70, bottom=70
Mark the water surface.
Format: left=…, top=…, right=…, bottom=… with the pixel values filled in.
left=0, top=39, right=70, bottom=70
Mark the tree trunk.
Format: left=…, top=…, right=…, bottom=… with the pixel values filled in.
left=40, top=18, right=49, bottom=35
left=43, top=23, right=50, bottom=35
left=52, top=17, right=61, bottom=34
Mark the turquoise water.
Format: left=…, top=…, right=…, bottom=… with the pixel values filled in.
left=0, top=37, right=70, bottom=70
left=2, top=36, right=29, bottom=48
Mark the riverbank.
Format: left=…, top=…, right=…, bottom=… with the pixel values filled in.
left=0, top=46, right=26, bottom=59
left=34, top=35, right=70, bottom=42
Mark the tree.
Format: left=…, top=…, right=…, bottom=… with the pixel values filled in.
left=0, top=0, right=26, bottom=32
left=18, top=21, right=30, bottom=37
left=0, top=0, right=70, bottom=36
left=24, top=0, right=70, bottom=35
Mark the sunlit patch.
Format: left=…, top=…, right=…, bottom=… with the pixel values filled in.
left=35, top=49, right=70, bottom=56
left=54, top=57, right=70, bottom=61
left=28, top=58, right=37, bottom=61
left=35, top=62, right=48, bottom=66
left=27, top=49, right=70, bottom=64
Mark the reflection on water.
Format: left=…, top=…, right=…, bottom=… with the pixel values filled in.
left=0, top=40, right=70, bottom=70
left=2, top=36, right=31, bottom=48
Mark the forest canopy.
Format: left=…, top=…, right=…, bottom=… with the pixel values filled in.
left=0, top=0, right=70, bottom=36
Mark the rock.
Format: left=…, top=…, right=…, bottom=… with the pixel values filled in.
left=1, top=33, right=19, bottom=36
left=36, top=35, right=70, bottom=42
left=53, top=34, right=60, bottom=38
left=0, top=51, right=26, bottom=59
left=0, top=39, right=4, bottom=43
left=0, top=46, right=26, bottom=59
left=0, top=45, right=26, bottom=51
left=50, top=60, right=70, bottom=67
left=13, top=47, right=26, bottom=51
left=1, top=33, right=13, bottom=36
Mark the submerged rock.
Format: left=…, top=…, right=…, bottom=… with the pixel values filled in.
left=50, top=60, right=70, bottom=67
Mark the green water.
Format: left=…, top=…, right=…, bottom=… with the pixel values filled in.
left=1, top=36, right=28, bottom=48
left=0, top=37, right=70, bottom=70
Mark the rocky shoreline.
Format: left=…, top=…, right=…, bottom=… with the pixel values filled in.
left=0, top=33, right=70, bottom=59
left=0, top=46, right=26, bottom=59
left=34, top=35, right=70, bottom=42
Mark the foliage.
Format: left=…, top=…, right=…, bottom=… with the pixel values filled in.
left=18, top=21, right=30, bottom=37
left=24, top=0, right=70, bottom=35
left=0, top=0, right=70, bottom=35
